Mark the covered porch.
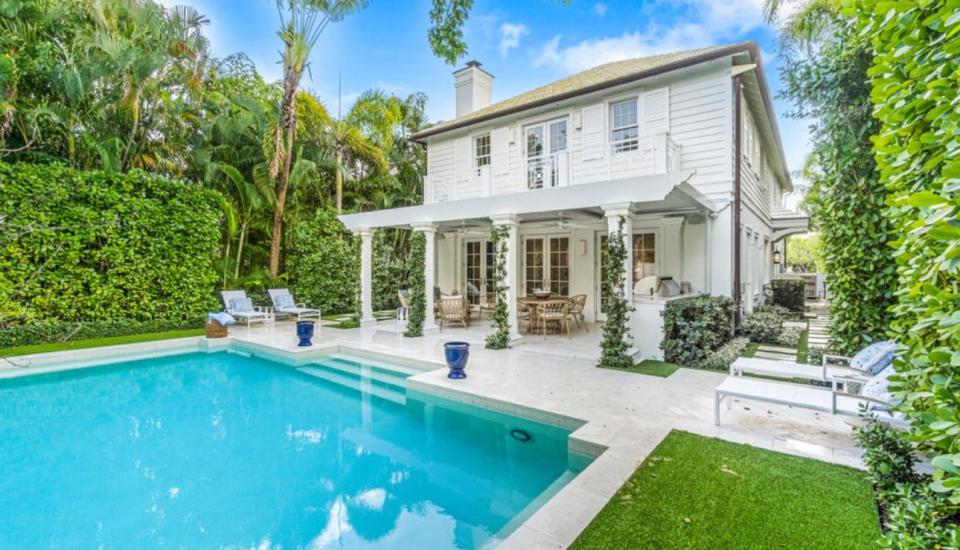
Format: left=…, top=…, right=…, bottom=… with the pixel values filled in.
left=339, top=172, right=719, bottom=358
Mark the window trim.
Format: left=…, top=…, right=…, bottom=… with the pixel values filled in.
left=473, top=133, right=491, bottom=171
left=609, top=97, right=640, bottom=153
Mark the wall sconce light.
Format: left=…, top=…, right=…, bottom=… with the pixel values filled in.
left=772, top=250, right=781, bottom=264
left=579, top=239, right=588, bottom=256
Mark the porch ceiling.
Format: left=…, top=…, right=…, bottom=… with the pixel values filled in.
left=339, top=171, right=714, bottom=231
left=771, top=208, right=811, bottom=241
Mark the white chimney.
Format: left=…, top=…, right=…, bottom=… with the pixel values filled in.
left=453, top=60, right=493, bottom=117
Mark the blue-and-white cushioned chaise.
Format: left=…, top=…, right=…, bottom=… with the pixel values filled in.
left=221, top=290, right=274, bottom=326
left=717, top=341, right=907, bottom=428
left=268, top=288, right=322, bottom=322
left=729, top=340, right=897, bottom=390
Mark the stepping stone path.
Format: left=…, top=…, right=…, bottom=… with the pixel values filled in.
left=754, top=344, right=798, bottom=361
left=752, top=302, right=833, bottom=361
left=807, top=310, right=831, bottom=350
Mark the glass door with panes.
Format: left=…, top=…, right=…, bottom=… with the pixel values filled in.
left=525, top=119, right=568, bottom=189
left=464, top=240, right=495, bottom=305
left=523, top=236, right=570, bottom=295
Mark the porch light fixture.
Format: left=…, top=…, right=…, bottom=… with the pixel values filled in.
left=772, top=250, right=781, bottom=264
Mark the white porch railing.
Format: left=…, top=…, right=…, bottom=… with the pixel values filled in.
left=525, top=151, right=569, bottom=190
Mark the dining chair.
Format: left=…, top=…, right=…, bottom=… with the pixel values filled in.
left=539, top=300, right=570, bottom=337
left=568, top=294, right=588, bottom=331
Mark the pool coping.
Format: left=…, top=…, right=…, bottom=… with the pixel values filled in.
left=0, top=336, right=661, bottom=549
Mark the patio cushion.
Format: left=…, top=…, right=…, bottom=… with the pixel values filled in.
left=229, top=297, right=254, bottom=313
left=274, top=294, right=296, bottom=309
left=860, top=365, right=897, bottom=412
left=850, top=340, right=896, bottom=375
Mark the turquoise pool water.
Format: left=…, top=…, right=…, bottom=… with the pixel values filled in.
left=0, top=351, right=588, bottom=549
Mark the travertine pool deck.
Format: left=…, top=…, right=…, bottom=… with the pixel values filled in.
left=227, top=321, right=863, bottom=549
left=3, top=320, right=863, bottom=549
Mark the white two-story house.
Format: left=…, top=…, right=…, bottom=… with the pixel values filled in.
left=340, top=41, right=808, bottom=358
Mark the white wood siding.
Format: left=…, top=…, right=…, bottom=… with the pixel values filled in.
left=423, top=64, right=734, bottom=205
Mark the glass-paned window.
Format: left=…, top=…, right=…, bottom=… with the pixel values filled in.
left=549, top=120, right=567, bottom=154
left=524, top=238, right=545, bottom=294
left=632, top=232, right=656, bottom=283
left=610, top=99, right=639, bottom=153
left=474, top=134, right=491, bottom=170
left=549, top=237, right=570, bottom=296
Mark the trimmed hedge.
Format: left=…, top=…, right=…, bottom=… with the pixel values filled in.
left=661, top=296, right=736, bottom=368
left=285, top=209, right=360, bottom=315
left=770, top=278, right=805, bottom=313
left=0, top=317, right=205, bottom=348
left=854, top=0, right=960, bottom=508
left=0, top=162, right=222, bottom=327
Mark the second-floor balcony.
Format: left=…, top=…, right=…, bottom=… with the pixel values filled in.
left=425, top=132, right=681, bottom=204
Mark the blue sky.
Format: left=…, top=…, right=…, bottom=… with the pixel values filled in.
left=162, top=0, right=810, bottom=173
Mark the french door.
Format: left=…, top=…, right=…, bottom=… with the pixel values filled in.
left=525, top=118, right=568, bottom=189
left=464, top=239, right=495, bottom=305
left=523, top=236, right=570, bottom=296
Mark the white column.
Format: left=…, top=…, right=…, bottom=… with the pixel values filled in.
left=490, top=214, right=521, bottom=341
left=602, top=203, right=633, bottom=301
left=412, top=223, right=439, bottom=331
left=357, top=227, right=376, bottom=325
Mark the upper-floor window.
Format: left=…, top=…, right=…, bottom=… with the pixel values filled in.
left=474, top=134, right=491, bottom=171
left=525, top=118, right=567, bottom=189
left=610, top=99, right=639, bottom=153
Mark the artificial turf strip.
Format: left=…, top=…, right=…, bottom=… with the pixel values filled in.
left=0, top=329, right=205, bottom=358
left=741, top=342, right=760, bottom=358
left=598, top=359, right=682, bottom=377
left=571, top=430, right=879, bottom=550
left=796, top=328, right=810, bottom=363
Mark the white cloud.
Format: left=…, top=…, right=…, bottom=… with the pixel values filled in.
left=534, top=0, right=767, bottom=73
left=499, top=22, right=530, bottom=57
left=594, top=2, right=608, bottom=16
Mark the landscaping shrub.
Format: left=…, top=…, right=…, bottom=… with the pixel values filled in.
left=285, top=209, right=359, bottom=315
left=662, top=295, right=735, bottom=368
left=404, top=231, right=425, bottom=338
left=598, top=218, right=633, bottom=369
left=0, top=318, right=205, bottom=348
left=0, top=162, right=221, bottom=328
left=853, top=0, right=960, bottom=505
left=697, top=337, right=749, bottom=371
left=769, top=279, right=805, bottom=313
left=879, top=484, right=959, bottom=550
left=855, top=418, right=918, bottom=492
left=777, top=326, right=802, bottom=348
left=743, top=309, right=784, bottom=344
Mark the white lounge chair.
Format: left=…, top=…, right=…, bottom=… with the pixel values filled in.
left=268, top=288, right=322, bottom=322
left=714, top=369, right=908, bottom=429
left=221, top=290, right=274, bottom=326
left=730, top=340, right=896, bottom=390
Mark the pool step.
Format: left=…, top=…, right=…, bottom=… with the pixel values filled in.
left=297, top=360, right=407, bottom=405
left=327, top=353, right=426, bottom=377
left=312, top=357, right=411, bottom=387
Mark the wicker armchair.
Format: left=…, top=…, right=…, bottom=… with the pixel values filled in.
left=568, top=294, right=588, bottom=331
left=438, top=295, right=470, bottom=329
left=538, top=300, right=570, bottom=337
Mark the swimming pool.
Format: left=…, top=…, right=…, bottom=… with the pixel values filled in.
left=0, top=350, right=590, bottom=549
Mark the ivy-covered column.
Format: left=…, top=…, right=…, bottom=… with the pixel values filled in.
left=411, top=222, right=438, bottom=331
left=490, top=214, right=520, bottom=341
left=357, top=227, right=376, bottom=325
left=602, top=203, right=634, bottom=300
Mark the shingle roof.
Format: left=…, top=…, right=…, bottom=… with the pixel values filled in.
left=413, top=43, right=751, bottom=140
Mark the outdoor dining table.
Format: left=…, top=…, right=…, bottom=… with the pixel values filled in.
left=518, top=295, right=571, bottom=335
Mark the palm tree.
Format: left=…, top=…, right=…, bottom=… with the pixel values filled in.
left=763, top=0, right=840, bottom=41
left=268, top=0, right=368, bottom=276
left=209, top=162, right=276, bottom=279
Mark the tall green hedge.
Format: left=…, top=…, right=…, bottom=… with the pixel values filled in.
left=853, top=0, right=960, bottom=504
left=779, top=12, right=896, bottom=354
left=0, top=162, right=221, bottom=327
left=285, top=209, right=360, bottom=315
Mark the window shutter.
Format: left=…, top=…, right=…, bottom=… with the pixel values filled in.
left=453, top=136, right=472, bottom=198
left=491, top=127, right=510, bottom=177
left=642, top=87, right=669, bottom=136
left=580, top=104, right=605, bottom=161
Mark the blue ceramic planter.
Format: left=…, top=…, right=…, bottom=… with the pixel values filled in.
left=444, top=342, right=470, bottom=379
left=296, top=321, right=315, bottom=347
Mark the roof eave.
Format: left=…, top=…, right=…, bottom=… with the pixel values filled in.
left=411, top=42, right=758, bottom=143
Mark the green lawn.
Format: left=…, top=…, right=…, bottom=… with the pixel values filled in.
left=0, top=329, right=205, bottom=358
left=796, top=328, right=810, bottom=363
left=571, top=431, right=879, bottom=550
left=599, top=360, right=681, bottom=377
left=741, top=342, right=760, bottom=358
